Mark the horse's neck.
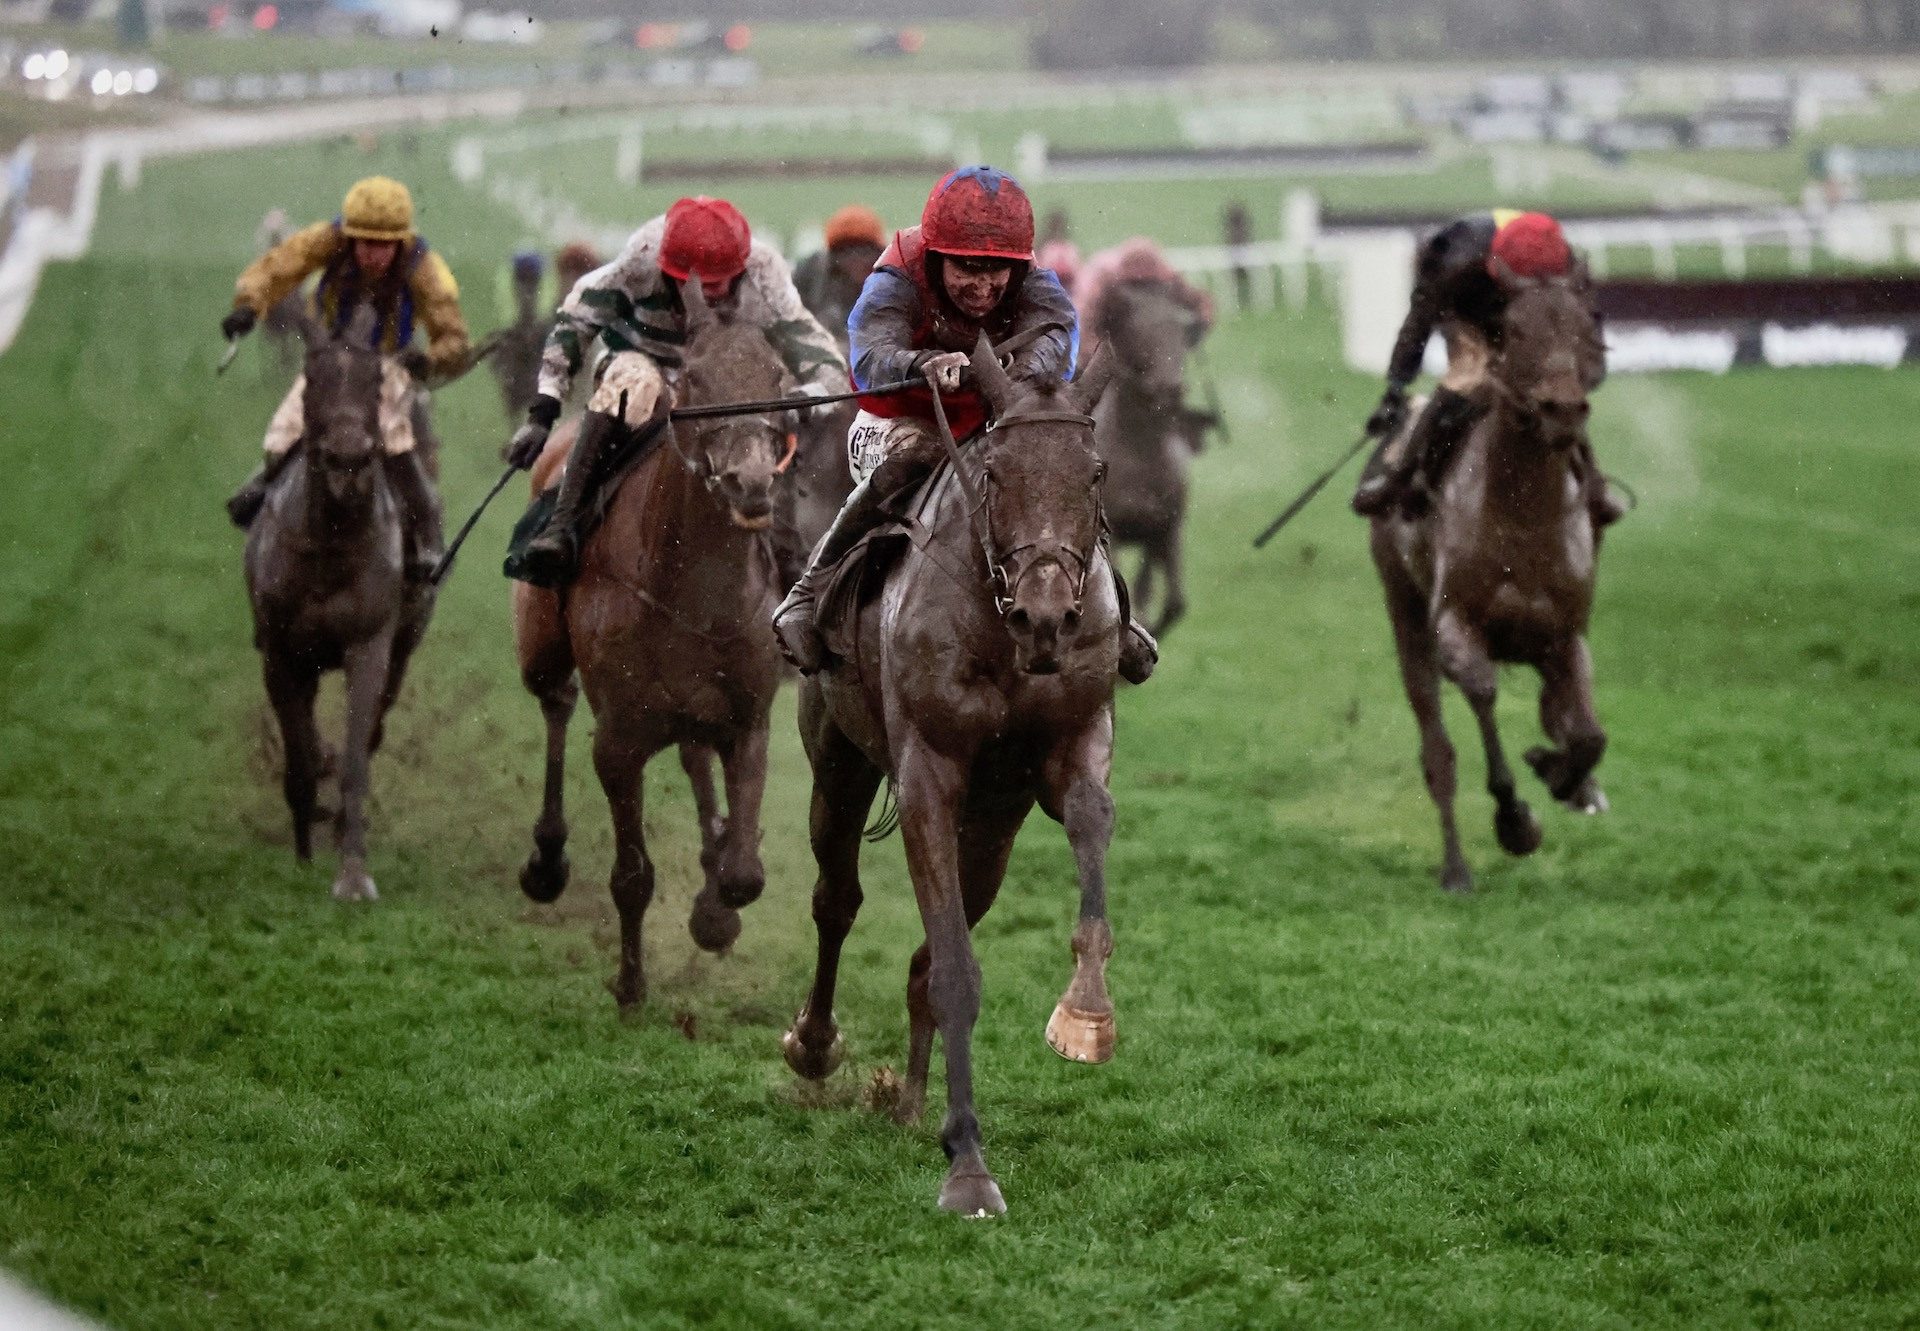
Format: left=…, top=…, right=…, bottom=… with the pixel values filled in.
left=627, top=446, right=759, bottom=610
left=1464, top=401, right=1575, bottom=520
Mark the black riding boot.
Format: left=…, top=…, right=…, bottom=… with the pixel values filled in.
left=1350, top=430, right=1406, bottom=517
left=383, top=449, right=444, bottom=583
left=226, top=448, right=295, bottom=530
left=772, top=450, right=933, bottom=673
left=518, top=409, right=627, bottom=587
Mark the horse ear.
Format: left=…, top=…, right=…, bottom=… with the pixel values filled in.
left=1488, top=254, right=1534, bottom=294
left=969, top=331, right=1018, bottom=416
left=1568, top=251, right=1594, bottom=293
left=679, top=275, right=716, bottom=334
left=1070, top=344, right=1115, bottom=414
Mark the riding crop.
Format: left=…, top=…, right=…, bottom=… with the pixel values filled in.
left=1251, top=431, right=1372, bottom=549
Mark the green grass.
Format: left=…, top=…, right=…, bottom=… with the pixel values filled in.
left=4, top=129, right=1920, bottom=1329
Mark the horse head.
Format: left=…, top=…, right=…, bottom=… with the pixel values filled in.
left=1099, top=280, right=1197, bottom=406
left=673, top=277, right=791, bottom=531
left=1491, top=255, right=1604, bottom=452
left=969, top=335, right=1113, bottom=676
left=300, top=311, right=386, bottom=516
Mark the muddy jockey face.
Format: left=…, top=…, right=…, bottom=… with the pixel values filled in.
left=921, top=165, right=1036, bottom=321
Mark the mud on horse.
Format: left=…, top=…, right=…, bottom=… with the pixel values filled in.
left=1369, top=257, right=1610, bottom=893
left=244, top=318, right=436, bottom=901
left=782, top=338, right=1125, bottom=1216
left=511, top=279, right=790, bottom=1011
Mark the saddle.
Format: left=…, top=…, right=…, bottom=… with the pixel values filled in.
left=813, top=461, right=961, bottom=663
left=503, top=416, right=667, bottom=588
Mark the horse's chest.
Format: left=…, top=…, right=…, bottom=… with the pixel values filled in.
left=1441, top=528, right=1593, bottom=632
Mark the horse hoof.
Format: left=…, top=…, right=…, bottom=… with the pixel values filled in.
left=331, top=872, right=378, bottom=903
left=892, top=1086, right=927, bottom=1125
left=717, top=870, right=765, bottom=910
left=1570, top=780, right=1609, bottom=815
left=688, top=895, right=743, bottom=954
left=606, top=976, right=646, bottom=1017
left=781, top=1025, right=844, bottom=1081
left=1045, top=1001, right=1115, bottom=1064
left=1495, top=803, right=1544, bottom=857
left=1440, top=862, right=1474, bottom=894
left=938, top=1169, right=1006, bottom=1218
left=518, top=851, right=570, bottom=903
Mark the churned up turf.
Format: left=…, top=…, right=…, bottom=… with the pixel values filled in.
left=2, top=138, right=1918, bottom=1329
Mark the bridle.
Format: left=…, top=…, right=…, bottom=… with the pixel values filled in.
left=927, top=378, right=1101, bottom=622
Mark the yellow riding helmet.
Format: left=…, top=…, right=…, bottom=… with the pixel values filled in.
left=340, top=176, right=414, bottom=242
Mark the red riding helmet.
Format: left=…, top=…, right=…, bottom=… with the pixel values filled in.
left=921, top=166, right=1034, bottom=261
left=1489, top=211, right=1572, bottom=279
left=659, top=196, right=752, bottom=296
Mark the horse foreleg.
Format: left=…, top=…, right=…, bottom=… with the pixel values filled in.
left=1528, top=636, right=1608, bottom=813
left=593, top=730, right=655, bottom=1014
left=783, top=721, right=884, bottom=1083
left=1040, top=713, right=1118, bottom=1063
left=713, top=723, right=770, bottom=910
left=898, top=734, right=1002, bottom=1216
left=516, top=584, right=576, bottom=902
left=263, top=653, right=321, bottom=864
left=679, top=743, right=737, bottom=953
left=1384, top=581, right=1471, bottom=891
left=331, top=630, right=394, bottom=902
left=1152, top=527, right=1188, bottom=638
left=1436, top=610, right=1542, bottom=861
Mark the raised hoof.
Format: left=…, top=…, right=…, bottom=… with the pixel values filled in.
left=781, top=1024, right=844, bottom=1081
left=1045, top=1001, right=1115, bottom=1064
left=688, top=892, right=743, bottom=954
left=330, top=871, right=379, bottom=903
left=1571, top=782, right=1610, bottom=815
left=1495, top=802, right=1544, bottom=857
left=717, top=871, right=765, bottom=911
left=937, top=1169, right=1006, bottom=1218
left=518, top=850, right=570, bottom=903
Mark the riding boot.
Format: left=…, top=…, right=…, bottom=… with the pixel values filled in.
left=382, top=449, right=444, bottom=583
left=1119, top=619, right=1158, bottom=685
left=1576, top=437, right=1628, bottom=530
left=772, top=450, right=933, bottom=674
left=227, top=447, right=295, bottom=530
left=1350, top=431, right=1405, bottom=517
left=518, top=408, right=627, bottom=587
left=1400, top=386, right=1482, bottom=519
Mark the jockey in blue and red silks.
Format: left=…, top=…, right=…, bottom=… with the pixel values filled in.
left=771, top=165, right=1156, bottom=683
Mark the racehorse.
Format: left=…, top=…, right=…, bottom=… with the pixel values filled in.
left=244, top=316, right=436, bottom=901
left=775, top=397, right=857, bottom=590
left=510, top=281, right=790, bottom=1011
left=1090, top=278, right=1211, bottom=637
left=1368, top=260, right=1609, bottom=893
left=781, top=339, right=1123, bottom=1217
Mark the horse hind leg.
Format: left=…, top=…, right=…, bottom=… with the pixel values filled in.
left=783, top=721, right=884, bottom=1083
left=263, top=654, right=322, bottom=864
left=681, top=742, right=738, bottom=953
left=1526, top=637, right=1608, bottom=813
left=1436, top=612, right=1543, bottom=861
left=1151, top=527, right=1188, bottom=638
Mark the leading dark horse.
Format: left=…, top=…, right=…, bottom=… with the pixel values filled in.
left=244, top=322, right=436, bottom=900
left=782, top=341, right=1123, bottom=1216
left=1369, top=262, right=1609, bottom=893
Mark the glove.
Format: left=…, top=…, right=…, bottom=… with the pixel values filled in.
left=921, top=351, right=970, bottom=393
left=1366, top=386, right=1409, bottom=438
left=398, top=347, right=432, bottom=381
left=507, top=394, right=562, bottom=470
left=221, top=307, right=257, bottom=340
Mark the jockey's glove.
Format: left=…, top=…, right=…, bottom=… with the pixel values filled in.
left=508, top=394, right=562, bottom=470
left=221, top=306, right=257, bottom=340
left=921, top=351, right=971, bottom=393
left=1366, top=385, right=1409, bottom=438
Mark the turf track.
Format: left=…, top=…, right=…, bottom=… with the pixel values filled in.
left=2, top=131, right=1919, bottom=1329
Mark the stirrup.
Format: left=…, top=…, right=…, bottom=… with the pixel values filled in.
left=1120, top=620, right=1157, bottom=685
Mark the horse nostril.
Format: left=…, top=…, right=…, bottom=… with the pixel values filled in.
left=1062, top=607, right=1082, bottom=634
left=1008, top=607, right=1031, bottom=633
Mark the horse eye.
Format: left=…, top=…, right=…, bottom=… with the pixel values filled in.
left=1094, top=461, right=1107, bottom=484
